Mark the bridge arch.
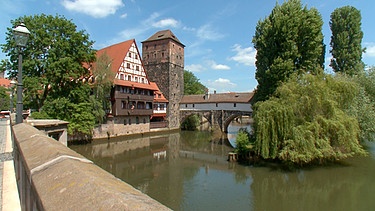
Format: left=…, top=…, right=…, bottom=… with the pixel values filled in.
left=180, top=111, right=212, bottom=130
left=180, top=110, right=252, bottom=133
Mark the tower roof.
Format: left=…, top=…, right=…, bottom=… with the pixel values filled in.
left=142, top=30, right=185, bottom=47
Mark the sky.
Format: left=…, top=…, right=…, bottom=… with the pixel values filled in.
left=1, top=0, right=375, bottom=93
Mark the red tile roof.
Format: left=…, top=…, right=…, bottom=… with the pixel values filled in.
left=180, top=92, right=254, bottom=104
left=95, top=39, right=134, bottom=75
left=91, top=39, right=157, bottom=91
left=0, top=78, right=11, bottom=88
left=150, top=82, right=168, bottom=103
left=114, top=79, right=157, bottom=91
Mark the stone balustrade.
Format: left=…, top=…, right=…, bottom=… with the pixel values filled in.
left=12, top=123, right=171, bottom=211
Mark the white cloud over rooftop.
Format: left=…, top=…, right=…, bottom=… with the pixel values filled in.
left=61, top=0, right=124, bottom=18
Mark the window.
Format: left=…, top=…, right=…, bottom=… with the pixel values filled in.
left=193, top=104, right=195, bottom=108
left=136, top=66, right=139, bottom=71
left=234, top=103, right=237, bottom=107
left=185, top=104, right=187, bottom=108
left=135, top=54, right=138, bottom=59
left=128, top=119, right=131, bottom=125
left=136, top=116, right=139, bottom=124
left=128, top=52, right=132, bottom=58
left=143, top=118, right=146, bottom=124
left=216, top=103, right=218, bottom=107
left=121, top=101, right=126, bottom=109
left=124, top=119, right=126, bottom=125
left=127, top=75, right=131, bottom=81
left=126, top=63, right=130, bottom=68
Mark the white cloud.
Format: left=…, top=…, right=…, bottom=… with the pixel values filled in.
left=206, top=78, right=236, bottom=93
left=115, top=12, right=179, bottom=42
left=152, top=18, right=180, bottom=28
left=185, top=64, right=205, bottom=72
left=230, top=44, right=256, bottom=66
left=120, top=13, right=128, bottom=19
left=197, top=24, right=225, bottom=41
left=207, top=60, right=230, bottom=70
left=61, top=0, right=124, bottom=18
left=364, top=43, right=375, bottom=57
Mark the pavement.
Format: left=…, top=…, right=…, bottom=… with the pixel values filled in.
left=0, top=118, right=21, bottom=211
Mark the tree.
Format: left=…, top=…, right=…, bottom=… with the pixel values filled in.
left=1, top=14, right=96, bottom=111
left=252, top=0, right=325, bottom=102
left=235, top=128, right=253, bottom=158
left=91, top=52, right=115, bottom=124
left=1, top=14, right=97, bottom=135
left=253, top=74, right=367, bottom=165
left=330, top=6, right=365, bottom=76
left=184, top=70, right=207, bottom=95
left=0, top=86, right=10, bottom=111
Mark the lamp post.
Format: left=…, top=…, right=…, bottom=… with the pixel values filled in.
left=13, top=23, right=30, bottom=124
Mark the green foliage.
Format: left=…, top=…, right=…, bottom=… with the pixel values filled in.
left=340, top=70, right=375, bottom=142
left=252, top=0, right=325, bottom=102
left=2, top=14, right=96, bottom=110
left=91, top=53, right=114, bottom=124
left=181, top=114, right=200, bottom=131
left=0, top=86, right=10, bottom=111
left=235, top=128, right=253, bottom=156
left=330, top=6, right=365, bottom=75
left=184, top=70, right=207, bottom=95
left=253, top=74, right=367, bottom=165
left=30, top=111, right=51, bottom=119
left=1, top=14, right=99, bottom=136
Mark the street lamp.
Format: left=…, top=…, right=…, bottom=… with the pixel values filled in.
left=13, top=23, right=30, bottom=124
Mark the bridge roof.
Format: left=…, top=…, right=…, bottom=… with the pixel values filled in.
left=180, top=92, right=254, bottom=104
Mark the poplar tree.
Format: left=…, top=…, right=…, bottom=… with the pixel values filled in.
left=252, top=0, right=325, bottom=102
left=330, top=6, right=365, bottom=75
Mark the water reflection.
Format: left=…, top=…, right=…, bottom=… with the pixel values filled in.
left=70, top=128, right=375, bottom=211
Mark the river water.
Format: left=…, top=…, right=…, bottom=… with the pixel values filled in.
left=70, top=122, right=375, bottom=211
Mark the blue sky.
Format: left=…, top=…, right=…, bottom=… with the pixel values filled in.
left=1, top=0, right=375, bottom=93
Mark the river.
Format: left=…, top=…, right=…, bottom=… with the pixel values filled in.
left=70, top=122, right=375, bottom=211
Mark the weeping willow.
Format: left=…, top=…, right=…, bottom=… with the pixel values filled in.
left=253, top=74, right=367, bottom=165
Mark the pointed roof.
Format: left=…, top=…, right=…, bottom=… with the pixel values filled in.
left=142, top=30, right=185, bottom=47
left=96, top=39, right=134, bottom=74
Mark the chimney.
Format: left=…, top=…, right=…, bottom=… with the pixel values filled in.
left=204, top=88, right=209, bottom=100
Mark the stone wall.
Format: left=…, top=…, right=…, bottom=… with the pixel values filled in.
left=12, top=123, right=171, bottom=211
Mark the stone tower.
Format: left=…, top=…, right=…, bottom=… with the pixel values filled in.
left=142, top=30, right=185, bottom=129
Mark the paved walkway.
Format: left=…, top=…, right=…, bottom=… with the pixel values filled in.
left=0, top=118, right=21, bottom=211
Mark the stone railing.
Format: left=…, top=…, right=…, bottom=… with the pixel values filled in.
left=12, top=123, right=171, bottom=211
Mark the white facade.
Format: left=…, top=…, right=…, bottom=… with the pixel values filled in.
left=117, top=43, right=149, bottom=84
left=180, top=102, right=252, bottom=112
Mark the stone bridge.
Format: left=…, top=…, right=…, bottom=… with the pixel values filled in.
left=180, top=110, right=252, bottom=133
left=179, top=92, right=254, bottom=132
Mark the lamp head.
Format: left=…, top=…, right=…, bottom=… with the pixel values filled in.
left=13, top=23, right=30, bottom=48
